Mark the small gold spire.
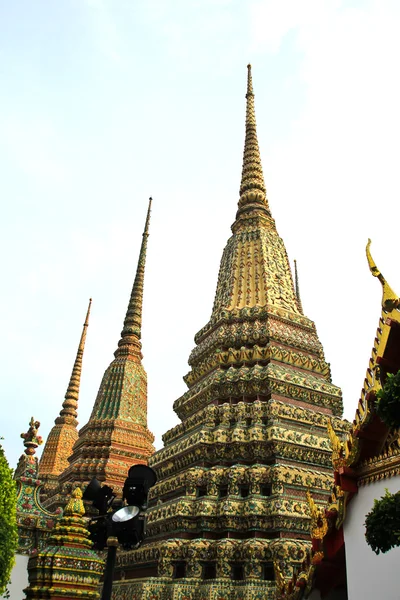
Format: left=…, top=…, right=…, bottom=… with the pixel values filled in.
left=115, top=198, right=152, bottom=358
left=237, top=64, right=270, bottom=217
left=294, top=259, right=303, bottom=313
left=366, top=239, right=400, bottom=311
left=59, top=298, right=92, bottom=420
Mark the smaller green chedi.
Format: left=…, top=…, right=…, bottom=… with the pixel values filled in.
left=24, top=488, right=104, bottom=600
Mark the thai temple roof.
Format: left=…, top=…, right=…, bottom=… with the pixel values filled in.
left=276, top=240, right=400, bottom=598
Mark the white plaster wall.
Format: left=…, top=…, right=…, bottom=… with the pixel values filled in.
left=2, top=554, right=29, bottom=600
left=308, top=588, right=346, bottom=600
left=343, top=475, right=400, bottom=600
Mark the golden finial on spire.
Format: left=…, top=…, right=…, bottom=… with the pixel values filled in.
left=64, top=487, right=85, bottom=516
left=246, top=63, right=253, bottom=95
left=294, top=259, right=303, bottom=313
left=144, top=197, right=152, bottom=235
left=366, top=239, right=400, bottom=311
left=116, top=198, right=152, bottom=358
left=237, top=64, right=270, bottom=218
left=59, top=298, right=92, bottom=420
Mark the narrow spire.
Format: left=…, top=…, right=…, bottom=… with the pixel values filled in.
left=39, top=300, right=92, bottom=481
left=294, top=259, right=303, bottom=313
left=237, top=64, right=270, bottom=217
left=115, top=198, right=152, bottom=358
left=59, top=298, right=92, bottom=420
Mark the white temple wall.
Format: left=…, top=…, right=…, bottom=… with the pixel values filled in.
left=343, top=474, right=400, bottom=600
left=307, top=588, right=346, bottom=600
left=2, top=554, right=29, bottom=600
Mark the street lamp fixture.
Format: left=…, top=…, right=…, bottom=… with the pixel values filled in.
left=82, top=464, right=157, bottom=600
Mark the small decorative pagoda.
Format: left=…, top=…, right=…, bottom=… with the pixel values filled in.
left=24, top=487, right=104, bottom=600
left=112, top=66, right=348, bottom=600
left=15, top=418, right=60, bottom=555
left=42, top=199, right=155, bottom=514
left=6, top=419, right=61, bottom=600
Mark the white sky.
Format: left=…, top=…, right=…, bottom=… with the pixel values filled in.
left=1, top=0, right=400, bottom=468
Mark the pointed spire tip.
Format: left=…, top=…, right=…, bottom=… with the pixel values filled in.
left=144, top=197, right=152, bottom=236
left=117, top=200, right=152, bottom=355
left=236, top=63, right=269, bottom=218
left=294, top=259, right=303, bottom=313
left=83, top=298, right=92, bottom=327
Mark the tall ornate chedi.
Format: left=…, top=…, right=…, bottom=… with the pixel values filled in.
left=49, top=199, right=155, bottom=504
left=39, top=299, right=92, bottom=497
left=113, top=67, right=348, bottom=600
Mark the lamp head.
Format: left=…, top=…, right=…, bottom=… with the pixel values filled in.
left=123, top=465, right=157, bottom=509
left=83, top=478, right=116, bottom=515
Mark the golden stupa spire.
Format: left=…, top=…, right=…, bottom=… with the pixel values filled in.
left=59, top=298, right=92, bottom=420
left=39, top=300, right=92, bottom=480
left=115, top=197, right=152, bottom=359
left=237, top=64, right=270, bottom=218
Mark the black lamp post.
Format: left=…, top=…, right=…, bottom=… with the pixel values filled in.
left=83, top=465, right=157, bottom=600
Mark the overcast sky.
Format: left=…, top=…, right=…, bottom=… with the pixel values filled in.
left=1, top=0, right=400, bottom=468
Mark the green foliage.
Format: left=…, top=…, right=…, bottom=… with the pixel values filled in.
left=0, top=442, right=18, bottom=596
left=376, top=370, right=400, bottom=428
left=365, top=488, right=400, bottom=554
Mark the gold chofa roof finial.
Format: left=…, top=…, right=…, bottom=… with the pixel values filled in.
left=115, top=198, right=152, bottom=358
left=59, top=298, right=92, bottom=420
left=237, top=64, right=270, bottom=218
left=366, top=239, right=400, bottom=311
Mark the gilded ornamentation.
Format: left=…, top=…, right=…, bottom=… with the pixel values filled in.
left=306, top=491, right=328, bottom=540
left=327, top=419, right=346, bottom=470
left=175, top=360, right=342, bottom=421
